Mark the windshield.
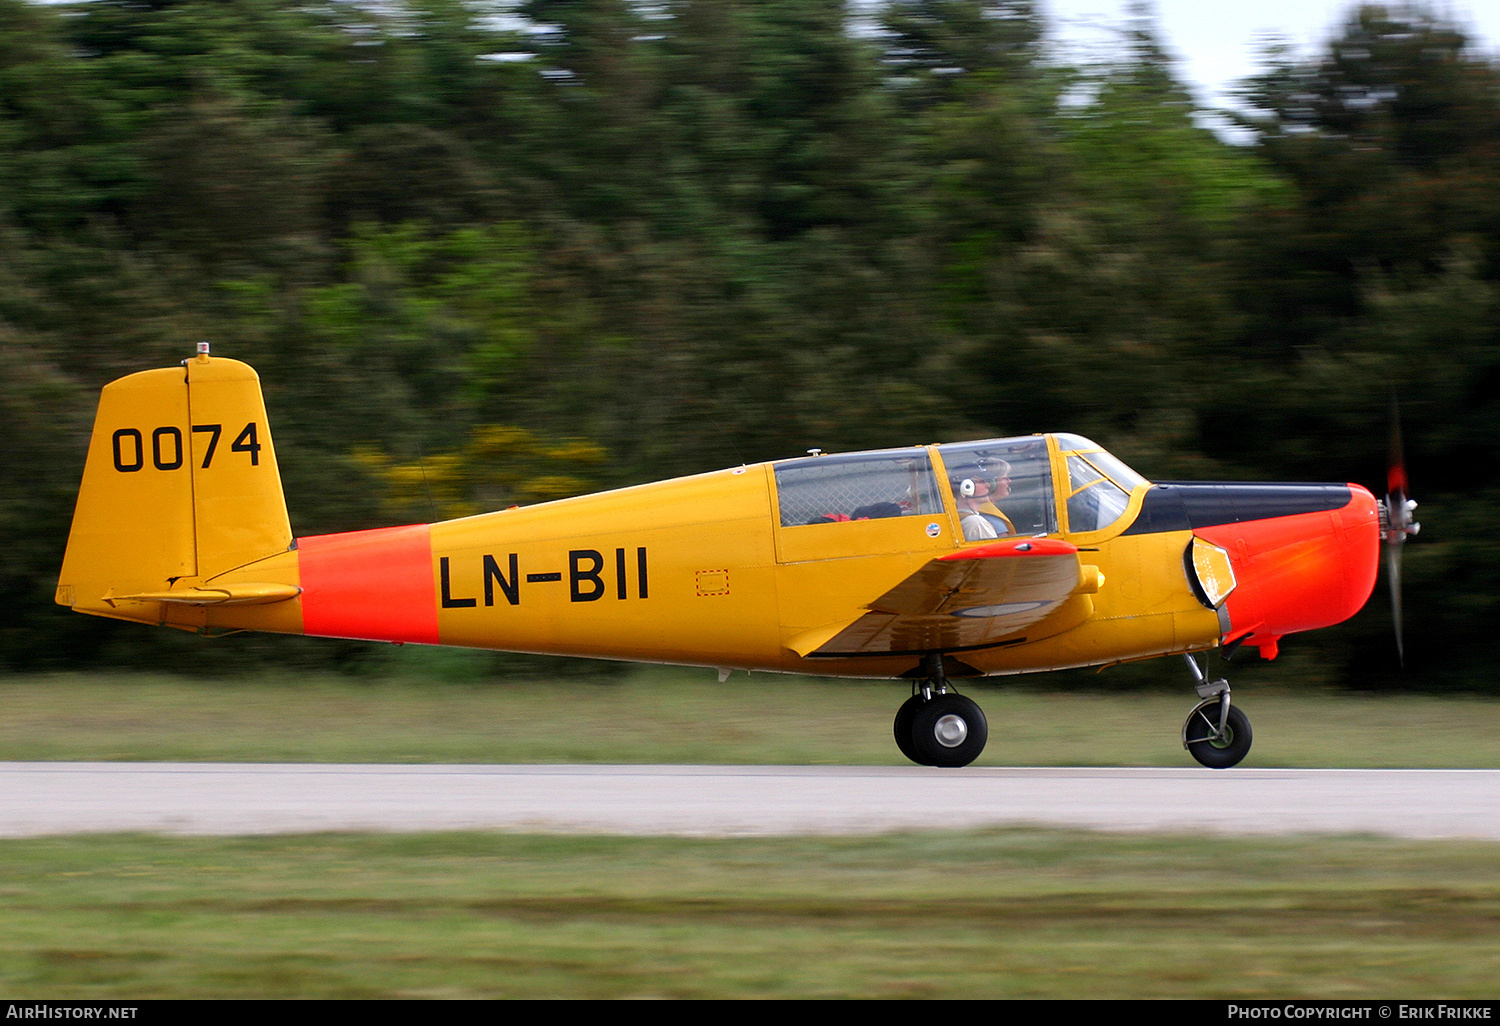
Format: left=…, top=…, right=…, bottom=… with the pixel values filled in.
left=1053, top=435, right=1146, bottom=534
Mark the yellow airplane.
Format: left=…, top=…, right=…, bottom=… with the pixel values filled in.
left=57, top=347, right=1415, bottom=768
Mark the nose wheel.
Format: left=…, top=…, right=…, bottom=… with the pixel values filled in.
left=1183, top=700, right=1252, bottom=768
left=1181, top=653, right=1252, bottom=769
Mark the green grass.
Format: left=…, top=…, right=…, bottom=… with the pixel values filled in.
left=2, top=666, right=1499, bottom=767
left=2, top=829, right=1499, bottom=998
left=3, top=669, right=1499, bottom=998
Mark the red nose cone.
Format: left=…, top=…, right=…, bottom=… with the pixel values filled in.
left=1195, top=485, right=1380, bottom=654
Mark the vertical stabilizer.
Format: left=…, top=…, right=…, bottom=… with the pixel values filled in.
left=57, top=352, right=293, bottom=626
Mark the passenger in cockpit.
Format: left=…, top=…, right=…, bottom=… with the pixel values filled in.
left=950, top=458, right=1015, bottom=540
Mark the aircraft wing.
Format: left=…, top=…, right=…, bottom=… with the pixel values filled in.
left=797, top=538, right=1096, bottom=657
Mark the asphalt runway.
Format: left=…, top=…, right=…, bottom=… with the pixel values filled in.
left=2, top=763, right=1498, bottom=839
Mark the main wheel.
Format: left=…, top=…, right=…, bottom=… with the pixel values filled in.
left=893, top=694, right=929, bottom=765
left=1183, top=701, right=1252, bottom=769
left=911, top=693, right=988, bottom=768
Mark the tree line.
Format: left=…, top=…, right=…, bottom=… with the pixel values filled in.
left=1, top=0, right=1496, bottom=688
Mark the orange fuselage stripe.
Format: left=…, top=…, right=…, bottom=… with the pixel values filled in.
left=297, top=524, right=439, bottom=644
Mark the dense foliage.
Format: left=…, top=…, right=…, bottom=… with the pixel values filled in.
left=2, top=0, right=1495, bottom=687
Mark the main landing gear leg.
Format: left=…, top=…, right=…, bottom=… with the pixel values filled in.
left=1180, top=653, right=1252, bottom=769
left=893, top=655, right=989, bottom=768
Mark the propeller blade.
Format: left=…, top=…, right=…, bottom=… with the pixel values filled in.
left=1381, top=399, right=1417, bottom=666
left=1386, top=541, right=1404, bottom=668
left=1387, top=400, right=1409, bottom=504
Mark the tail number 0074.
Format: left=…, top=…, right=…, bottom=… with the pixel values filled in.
left=112, top=423, right=260, bottom=472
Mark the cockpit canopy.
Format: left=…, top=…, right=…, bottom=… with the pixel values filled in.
left=773, top=434, right=1148, bottom=538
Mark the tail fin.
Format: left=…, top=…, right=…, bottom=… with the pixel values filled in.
left=57, top=352, right=296, bottom=627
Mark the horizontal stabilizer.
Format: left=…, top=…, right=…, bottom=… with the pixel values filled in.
left=111, top=583, right=301, bottom=607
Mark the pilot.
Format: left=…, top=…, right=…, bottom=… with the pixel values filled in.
left=951, top=458, right=1015, bottom=540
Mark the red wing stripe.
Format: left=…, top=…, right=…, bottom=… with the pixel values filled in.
left=940, top=538, right=1078, bottom=561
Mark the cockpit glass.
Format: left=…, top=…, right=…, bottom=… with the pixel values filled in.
left=1068, top=453, right=1104, bottom=493
left=1065, top=454, right=1131, bottom=533
left=774, top=449, right=942, bottom=528
left=1051, top=433, right=1097, bottom=453
left=1053, top=435, right=1148, bottom=491
left=938, top=437, right=1055, bottom=539
left=1080, top=450, right=1148, bottom=492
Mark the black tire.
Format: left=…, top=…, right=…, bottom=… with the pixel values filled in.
left=893, top=694, right=929, bottom=765
left=911, top=693, right=988, bottom=768
left=1184, top=702, right=1252, bottom=769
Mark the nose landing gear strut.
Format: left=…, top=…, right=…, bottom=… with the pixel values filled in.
left=1181, top=653, right=1252, bottom=768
